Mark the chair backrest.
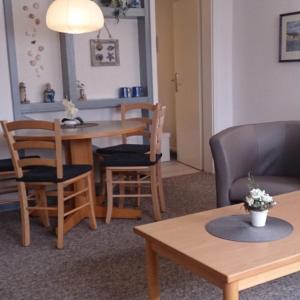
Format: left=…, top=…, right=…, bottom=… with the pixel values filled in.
left=149, top=104, right=166, bottom=162
left=120, top=102, right=157, bottom=144
left=1, top=120, right=63, bottom=180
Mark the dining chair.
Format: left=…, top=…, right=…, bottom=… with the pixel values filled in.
left=95, top=102, right=156, bottom=155
left=100, top=104, right=167, bottom=223
left=0, top=155, right=41, bottom=208
left=0, top=158, right=18, bottom=207
left=1, top=119, right=97, bottom=249
left=95, top=102, right=158, bottom=204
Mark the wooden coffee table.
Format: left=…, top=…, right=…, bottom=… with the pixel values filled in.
left=134, top=191, right=300, bottom=300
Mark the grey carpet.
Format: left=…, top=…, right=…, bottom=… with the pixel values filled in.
left=0, top=172, right=300, bottom=300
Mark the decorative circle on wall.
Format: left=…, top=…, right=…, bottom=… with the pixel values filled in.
left=33, top=3, right=39, bottom=9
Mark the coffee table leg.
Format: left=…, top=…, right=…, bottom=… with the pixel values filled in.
left=146, top=241, right=160, bottom=300
left=223, top=282, right=239, bottom=300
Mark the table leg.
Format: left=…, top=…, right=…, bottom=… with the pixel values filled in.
left=146, top=241, right=160, bottom=300
left=223, top=282, right=239, bottom=300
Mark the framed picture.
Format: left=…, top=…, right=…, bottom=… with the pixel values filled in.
left=279, top=11, right=300, bottom=62
left=90, top=39, right=120, bottom=66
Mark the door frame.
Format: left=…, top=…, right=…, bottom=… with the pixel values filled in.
left=151, top=0, right=214, bottom=173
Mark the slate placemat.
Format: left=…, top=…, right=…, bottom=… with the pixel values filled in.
left=205, top=214, right=293, bottom=243
left=61, top=122, right=98, bottom=129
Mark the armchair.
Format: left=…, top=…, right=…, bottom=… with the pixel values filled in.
left=210, top=121, right=300, bottom=207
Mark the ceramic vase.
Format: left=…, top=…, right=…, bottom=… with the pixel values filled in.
left=250, top=210, right=268, bottom=227
left=63, top=119, right=78, bottom=127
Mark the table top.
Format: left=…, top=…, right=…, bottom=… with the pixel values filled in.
left=16, top=120, right=145, bottom=141
left=134, top=191, right=300, bottom=283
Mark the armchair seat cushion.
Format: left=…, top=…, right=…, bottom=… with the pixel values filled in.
left=96, top=144, right=150, bottom=155
left=17, top=164, right=92, bottom=183
left=230, top=176, right=300, bottom=203
left=102, top=153, right=162, bottom=167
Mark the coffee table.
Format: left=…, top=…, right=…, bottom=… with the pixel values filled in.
left=134, top=191, right=300, bottom=300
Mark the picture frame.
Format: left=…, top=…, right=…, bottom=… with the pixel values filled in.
left=90, top=39, right=120, bottom=66
left=279, top=11, right=300, bottom=62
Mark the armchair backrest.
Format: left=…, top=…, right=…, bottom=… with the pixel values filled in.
left=210, top=121, right=300, bottom=207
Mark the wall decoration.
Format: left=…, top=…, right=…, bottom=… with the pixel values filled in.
left=279, top=11, right=300, bottom=62
left=77, top=80, right=87, bottom=100
left=43, top=83, right=55, bottom=103
left=21, top=0, right=45, bottom=77
left=90, top=39, right=120, bottom=66
left=19, top=82, right=30, bottom=104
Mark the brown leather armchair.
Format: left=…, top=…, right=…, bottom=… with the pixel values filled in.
left=210, top=121, right=300, bottom=207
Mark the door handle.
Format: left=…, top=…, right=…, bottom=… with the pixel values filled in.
left=171, top=72, right=180, bottom=92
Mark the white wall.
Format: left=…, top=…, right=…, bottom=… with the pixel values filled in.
left=12, top=0, right=64, bottom=102
left=232, top=0, right=300, bottom=125
left=73, top=18, right=141, bottom=99
left=212, top=0, right=233, bottom=133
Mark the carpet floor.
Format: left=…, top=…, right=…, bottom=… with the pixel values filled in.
left=1, top=172, right=300, bottom=299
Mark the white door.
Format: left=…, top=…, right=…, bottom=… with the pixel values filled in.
left=173, top=0, right=202, bottom=169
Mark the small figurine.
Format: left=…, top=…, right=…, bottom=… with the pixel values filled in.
left=43, top=83, right=55, bottom=103
left=19, top=82, right=30, bottom=104
left=77, top=80, right=87, bottom=101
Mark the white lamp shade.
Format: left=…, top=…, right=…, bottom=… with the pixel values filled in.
left=46, top=0, right=104, bottom=34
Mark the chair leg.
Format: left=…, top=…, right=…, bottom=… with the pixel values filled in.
left=36, top=187, right=50, bottom=227
left=137, top=173, right=141, bottom=208
left=18, top=182, right=30, bottom=247
left=57, top=183, right=64, bottom=249
left=150, top=166, right=161, bottom=221
left=106, top=168, right=113, bottom=224
left=99, top=166, right=106, bottom=205
left=119, top=174, right=125, bottom=208
left=156, top=162, right=166, bottom=212
left=87, top=173, right=97, bottom=230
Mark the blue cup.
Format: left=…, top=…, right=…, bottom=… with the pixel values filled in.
left=130, top=0, right=141, bottom=8
left=119, top=87, right=131, bottom=98
left=132, top=86, right=143, bottom=97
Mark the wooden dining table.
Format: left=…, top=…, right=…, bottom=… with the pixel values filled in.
left=17, top=120, right=145, bottom=233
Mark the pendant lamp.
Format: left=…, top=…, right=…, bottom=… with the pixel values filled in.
left=46, top=0, right=104, bottom=34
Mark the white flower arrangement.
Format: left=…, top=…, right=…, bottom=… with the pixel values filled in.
left=62, top=98, right=78, bottom=119
left=244, top=174, right=277, bottom=212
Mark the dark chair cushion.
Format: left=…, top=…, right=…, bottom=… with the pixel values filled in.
left=96, top=144, right=150, bottom=155
left=102, top=153, right=162, bottom=167
left=17, top=164, right=92, bottom=183
left=0, top=158, right=15, bottom=172
left=0, top=156, right=40, bottom=172
left=230, top=176, right=300, bottom=203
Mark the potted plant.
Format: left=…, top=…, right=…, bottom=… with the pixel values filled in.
left=244, top=175, right=277, bottom=227
left=62, top=98, right=83, bottom=126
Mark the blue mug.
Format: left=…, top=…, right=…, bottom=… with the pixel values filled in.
left=132, top=86, right=143, bottom=97
left=130, top=0, right=141, bottom=8
left=119, top=87, right=131, bottom=98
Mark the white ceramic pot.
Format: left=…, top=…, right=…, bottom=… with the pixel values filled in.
left=250, top=210, right=268, bottom=227
left=63, top=119, right=78, bottom=127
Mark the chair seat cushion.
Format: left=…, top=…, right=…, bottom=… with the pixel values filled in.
left=102, top=153, right=162, bottom=167
left=0, top=156, right=39, bottom=172
left=17, top=164, right=92, bottom=183
left=230, top=176, right=300, bottom=203
left=96, top=144, right=150, bottom=155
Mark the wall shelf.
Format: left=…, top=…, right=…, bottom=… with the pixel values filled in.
left=3, top=0, right=153, bottom=119
left=101, top=7, right=145, bottom=19
left=20, top=97, right=151, bottom=114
